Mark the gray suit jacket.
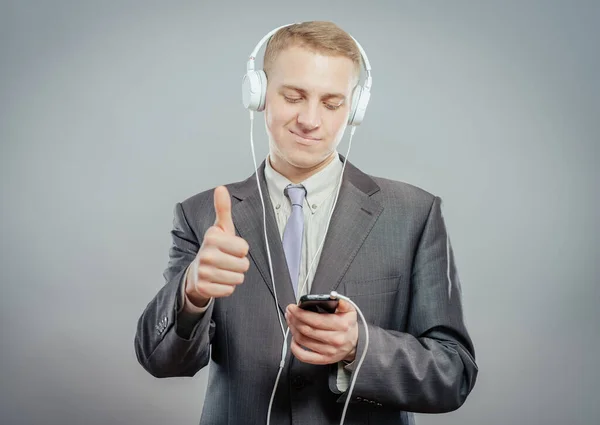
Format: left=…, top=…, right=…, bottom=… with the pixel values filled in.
left=134, top=157, right=478, bottom=425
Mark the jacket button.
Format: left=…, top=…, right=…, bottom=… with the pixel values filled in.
left=291, top=375, right=306, bottom=389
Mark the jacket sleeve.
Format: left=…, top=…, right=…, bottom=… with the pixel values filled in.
left=336, top=196, right=478, bottom=413
left=134, top=201, right=215, bottom=378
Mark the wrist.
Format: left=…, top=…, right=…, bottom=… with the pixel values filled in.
left=343, top=349, right=356, bottom=363
left=183, top=266, right=210, bottom=310
left=183, top=283, right=210, bottom=312
left=185, top=293, right=211, bottom=309
left=343, top=325, right=359, bottom=362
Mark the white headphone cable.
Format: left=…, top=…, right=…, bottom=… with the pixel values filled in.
left=249, top=110, right=287, bottom=339
left=330, top=291, right=370, bottom=425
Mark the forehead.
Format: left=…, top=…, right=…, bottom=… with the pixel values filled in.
left=267, top=45, right=357, bottom=95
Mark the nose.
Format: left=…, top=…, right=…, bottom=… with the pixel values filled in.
left=296, top=100, right=321, bottom=131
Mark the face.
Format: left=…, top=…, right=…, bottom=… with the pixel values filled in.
left=264, top=45, right=358, bottom=182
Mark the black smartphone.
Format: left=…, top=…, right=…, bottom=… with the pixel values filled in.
left=298, top=294, right=339, bottom=314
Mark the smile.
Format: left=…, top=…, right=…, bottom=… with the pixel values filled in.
left=289, top=130, right=321, bottom=146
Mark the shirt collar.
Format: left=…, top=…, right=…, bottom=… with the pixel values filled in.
left=264, top=152, right=343, bottom=214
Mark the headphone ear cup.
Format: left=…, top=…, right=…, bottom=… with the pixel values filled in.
left=256, top=70, right=267, bottom=111
left=242, top=70, right=268, bottom=111
left=347, top=84, right=370, bottom=126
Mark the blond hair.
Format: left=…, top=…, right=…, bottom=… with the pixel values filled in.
left=263, top=21, right=361, bottom=80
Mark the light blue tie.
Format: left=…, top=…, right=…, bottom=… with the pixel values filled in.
left=282, top=184, right=306, bottom=297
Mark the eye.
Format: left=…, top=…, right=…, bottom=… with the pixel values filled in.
left=324, top=102, right=342, bottom=111
left=284, top=96, right=302, bottom=103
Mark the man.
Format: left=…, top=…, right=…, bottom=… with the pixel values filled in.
left=134, top=21, right=478, bottom=425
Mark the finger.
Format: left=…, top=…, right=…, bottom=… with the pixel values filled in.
left=194, top=281, right=236, bottom=299
left=291, top=319, right=344, bottom=347
left=290, top=326, right=337, bottom=356
left=287, top=310, right=319, bottom=340
left=219, top=235, right=249, bottom=257
left=290, top=338, right=330, bottom=365
left=204, top=228, right=249, bottom=257
left=335, top=298, right=355, bottom=314
left=199, top=247, right=250, bottom=273
left=293, top=333, right=334, bottom=356
left=197, top=265, right=245, bottom=286
left=213, top=186, right=235, bottom=235
left=288, top=304, right=344, bottom=331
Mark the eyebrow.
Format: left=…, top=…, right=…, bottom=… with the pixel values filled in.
left=281, top=84, right=346, bottom=100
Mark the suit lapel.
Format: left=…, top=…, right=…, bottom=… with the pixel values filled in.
left=310, top=159, right=384, bottom=296
left=229, top=164, right=296, bottom=315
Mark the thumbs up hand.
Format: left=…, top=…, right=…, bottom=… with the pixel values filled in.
left=184, top=186, right=250, bottom=310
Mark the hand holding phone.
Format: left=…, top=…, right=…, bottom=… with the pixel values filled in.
left=287, top=293, right=359, bottom=366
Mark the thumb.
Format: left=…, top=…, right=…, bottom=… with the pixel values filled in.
left=335, top=298, right=355, bottom=314
left=213, top=186, right=235, bottom=235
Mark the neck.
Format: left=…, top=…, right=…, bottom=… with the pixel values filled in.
left=269, top=152, right=337, bottom=183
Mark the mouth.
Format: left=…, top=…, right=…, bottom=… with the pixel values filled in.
left=289, top=130, right=321, bottom=146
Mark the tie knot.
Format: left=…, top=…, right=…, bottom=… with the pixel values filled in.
left=285, top=184, right=306, bottom=207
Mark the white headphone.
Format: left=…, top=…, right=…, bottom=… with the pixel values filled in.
left=242, top=23, right=373, bottom=126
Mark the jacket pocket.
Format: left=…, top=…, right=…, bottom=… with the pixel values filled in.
left=342, top=274, right=402, bottom=297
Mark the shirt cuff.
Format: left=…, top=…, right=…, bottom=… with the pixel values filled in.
left=336, top=361, right=352, bottom=392
left=343, top=359, right=356, bottom=372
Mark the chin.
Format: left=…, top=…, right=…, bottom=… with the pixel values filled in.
left=269, top=131, right=336, bottom=170
left=283, top=149, right=334, bottom=169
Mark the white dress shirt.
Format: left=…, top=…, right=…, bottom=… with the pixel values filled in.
left=263, top=152, right=343, bottom=302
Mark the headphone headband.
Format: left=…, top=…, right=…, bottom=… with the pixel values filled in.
left=245, top=23, right=372, bottom=91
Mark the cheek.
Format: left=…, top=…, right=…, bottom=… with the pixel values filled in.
left=267, top=113, right=287, bottom=137
left=265, top=104, right=276, bottom=129
left=266, top=96, right=295, bottom=130
left=326, top=112, right=348, bottom=137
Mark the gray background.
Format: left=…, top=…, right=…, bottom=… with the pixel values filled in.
left=1, top=1, right=598, bottom=424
